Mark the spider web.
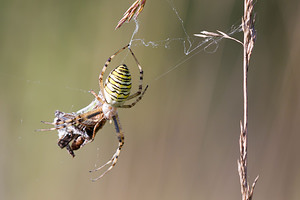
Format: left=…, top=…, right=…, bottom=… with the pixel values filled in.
left=128, top=0, right=243, bottom=81
left=2, top=0, right=243, bottom=97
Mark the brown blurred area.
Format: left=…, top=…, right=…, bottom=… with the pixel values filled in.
left=0, top=0, right=300, bottom=199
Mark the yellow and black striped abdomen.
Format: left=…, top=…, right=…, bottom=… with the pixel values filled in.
left=104, top=64, right=132, bottom=107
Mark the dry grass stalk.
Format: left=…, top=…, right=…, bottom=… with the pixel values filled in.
left=115, top=0, right=146, bottom=29
left=195, top=0, right=258, bottom=199
left=238, top=0, right=258, bottom=200
left=194, top=30, right=244, bottom=45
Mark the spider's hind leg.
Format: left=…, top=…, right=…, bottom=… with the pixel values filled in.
left=90, top=114, right=124, bottom=181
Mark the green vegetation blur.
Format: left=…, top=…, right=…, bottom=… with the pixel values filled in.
left=0, top=0, right=299, bottom=200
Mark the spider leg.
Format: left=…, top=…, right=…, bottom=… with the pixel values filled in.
left=90, top=114, right=124, bottom=181
left=121, top=85, right=148, bottom=108
left=40, top=121, right=55, bottom=125
left=35, top=127, right=60, bottom=132
left=52, top=110, right=99, bottom=127
left=37, top=108, right=103, bottom=132
left=36, top=121, right=71, bottom=132
left=38, top=116, right=78, bottom=127
left=89, top=90, right=105, bottom=104
left=36, top=120, right=75, bottom=132
left=91, top=119, right=104, bottom=140
left=125, top=47, right=144, bottom=101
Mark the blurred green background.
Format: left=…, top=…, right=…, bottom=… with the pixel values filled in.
left=1, top=0, right=300, bottom=199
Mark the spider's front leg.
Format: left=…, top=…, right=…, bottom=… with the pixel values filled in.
left=89, top=90, right=105, bottom=104
left=90, top=114, right=124, bottom=181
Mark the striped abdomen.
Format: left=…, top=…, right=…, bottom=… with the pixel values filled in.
left=104, top=64, right=132, bottom=106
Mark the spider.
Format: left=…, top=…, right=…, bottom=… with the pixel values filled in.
left=37, top=44, right=148, bottom=180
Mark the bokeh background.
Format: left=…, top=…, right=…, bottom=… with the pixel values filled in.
left=1, top=0, right=300, bottom=199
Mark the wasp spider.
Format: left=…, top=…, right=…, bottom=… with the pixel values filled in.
left=37, top=44, right=148, bottom=180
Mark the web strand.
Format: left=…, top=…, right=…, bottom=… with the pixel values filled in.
left=127, top=0, right=243, bottom=81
